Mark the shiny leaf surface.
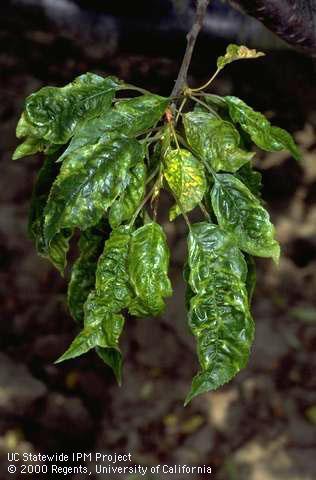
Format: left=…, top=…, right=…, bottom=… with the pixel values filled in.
left=164, top=148, right=206, bottom=220
left=183, top=112, right=254, bottom=172
left=67, top=229, right=104, bottom=323
left=128, top=222, right=172, bottom=316
left=15, top=74, right=119, bottom=157
left=225, top=96, right=301, bottom=160
left=44, top=137, right=143, bottom=243
left=109, top=161, right=147, bottom=228
left=185, top=222, right=254, bottom=404
left=211, top=173, right=280, bottom=262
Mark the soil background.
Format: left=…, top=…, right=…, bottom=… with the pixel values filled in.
left=0, top=1, right=316, bottom=479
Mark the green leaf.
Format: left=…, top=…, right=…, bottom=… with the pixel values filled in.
left=95, top=225, right=133, bottom=312
left=183, top=112, right=254, bottom=172
left=185, top=222, right=254, bottom=404
left=44, top=137, right=143, bottom=243
left=56, top=291, right=124, bottom=363
left=187, top=222, right=248, bottom=291
left=211, top=173, right=280, bottom=262
left=217, top=44, right=264, bottom=70
left=28, top=156, right=72, bottom=274
left=58, top=94, right=169, bottom=163
left=245, top=255, right=256, bottom=302
left=225, top=96, right=301, bottom=160
left=13, top=136, right=46, bottom=160
left=109, top=161, right=147, bottom=228
left=21, top=74, right=119, bottom=146
left=236, top=162, right=262, bottom=197
left=67, top=229, right=104, bottom=323
left=96, top=347, right=123, bottom=385
left=128, top=222, right=172, bottom=316
left=164, top=148, right=206, bottom=220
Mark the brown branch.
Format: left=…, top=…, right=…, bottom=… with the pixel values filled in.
left=171, top=0, right=210, bottom=98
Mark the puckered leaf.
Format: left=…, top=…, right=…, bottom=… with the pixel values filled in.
left=211, top=173, right=280, bottom=262
left=95, top=225, right=133, bottom=312
left=187, top=222, right=247, bottom=291
left=217, top=44, right=265, bottom=70
left=225, top=96, right=301, bottom=160
left=183, top=112, right=254, bottom=172
left=56, top=291, right=124, bottom=363
left=44, top=137, right=143, bottom=243
left=58, top=94, right=169, bottom=163
left=14, top=74, right=119, bottom=160
left=28, top=156, right=72, bottom=274
left=236, top=162, right=262, bottom=197
left=67, top=229, right=104, bottom=323
left=109, top=161, right=147, bottom=228
left=184, top=222, right=254, bottom=404
left=164, top=148, right=206, bottom=220
left=128, top=222, right=172, bottom=316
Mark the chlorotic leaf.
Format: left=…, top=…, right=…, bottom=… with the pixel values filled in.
left=67, top=229, right=104, bottom=323
left=217, top=44, right=265, bottom=70
left=183, top=112, right=254, bottom=172
left=211, top=173, right=280, bottom=262
left=184, top=222, right=254, bottom=404
left=225, top=96, right=301, bottom=160
left=164, top=148, right=206, bottom=220
left=128, top=222, right=172, bottom=316
left=44, top=137, right=143, bottom=243
left=109, top=161, right=147, bottom=228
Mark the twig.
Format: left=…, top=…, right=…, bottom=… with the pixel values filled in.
left=171, top=0, right=210, bottom=98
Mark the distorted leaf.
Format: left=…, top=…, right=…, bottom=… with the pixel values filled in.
left=164, top=148, right=206, bottom=220
left=217, top=44, right=264, bottom=70
left=128, top=222, right=172, bottom=316
left=44, top=138, right=143, bottom=243
left=67, top=229, right=104, bottom=323
left=109, top=161, right=147, bottom=228
left=225, top=96, right=301, bottom=160
left=211, top=173, right=280, bottom=262
left=185, top=222, right=254, bottom=404
left=184, top=112, right=254, bottom=172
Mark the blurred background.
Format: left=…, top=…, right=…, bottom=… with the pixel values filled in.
left=1, top=1, right=316, bottom=479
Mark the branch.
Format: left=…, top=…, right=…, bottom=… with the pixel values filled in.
left=171, top=0, right=210, bottom=98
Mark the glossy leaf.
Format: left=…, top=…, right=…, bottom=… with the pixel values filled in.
left=58, top=94, right=169, bottom=163
left=56, top=291, right=124, bottom=363
left=236, top=162, right=262, bottom=197
left=14, top=74, right=119, bottom=160
left=96, top=347, right=123, bottom=385
left=245, top=255, right=257, bottom=302
left=44, top=137, right=143, bottom=243
left=67, top=229, right=104, bottom=323
left=164, top=148, right=206, bottom=220
left=185, top=222, right=254, bottom=404
left=217, top=44, right=264, bottom=70
left=109, top=161, right=147, bottom=228
left=95, top=225, right=133, bottom=312
left=128, top=222, right=172, bottom=316
left=183, top=112, right=254, bottom=172
left=225, top=96, right=301, bottom=160
left=28, top=156, right=72, bottom=274
left=211, top=173, right=280, bottom=262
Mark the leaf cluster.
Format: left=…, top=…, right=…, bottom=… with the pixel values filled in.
left=13, top=45, right=300, bottom=403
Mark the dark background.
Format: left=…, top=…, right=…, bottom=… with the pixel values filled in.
left=0, top=1, right=316, bottom=479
